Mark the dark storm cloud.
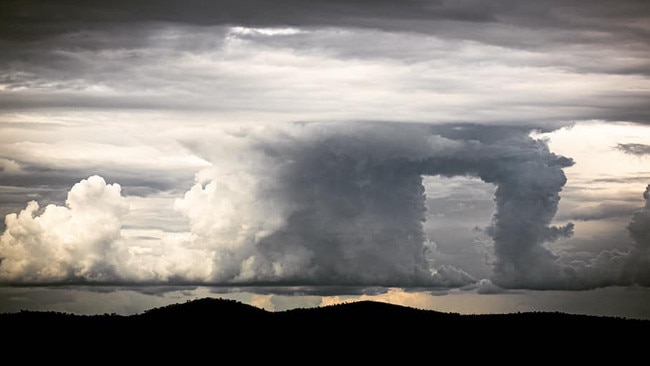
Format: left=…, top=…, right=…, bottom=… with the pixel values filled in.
left=617, top=143, right=650, bottom=156
left=0, top=0, right=493, bottom=41
left=623, top=185, right=650, bottom=285
left=1, top=0, right=648, bottom=74
left=180, top=122, right=574, bottom=288
left=2, top=121, right=646, bottom=290
left=2, top=0, right=648, bottom=43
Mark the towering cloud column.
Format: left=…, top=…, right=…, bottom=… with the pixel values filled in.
left=181, top=123, right=575, bottom=287
left=624, top=185, right=650, bottom=285
left=419, top=125, right=575, bottom=288
left=482, top=158, right=575, bottom=288
left=178, top=123, right=454, bottom=285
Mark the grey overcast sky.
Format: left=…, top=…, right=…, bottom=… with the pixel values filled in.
left=1, top=0, right=650, bottom=318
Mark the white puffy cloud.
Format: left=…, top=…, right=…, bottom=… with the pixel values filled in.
left=0, top=175, right=128, bottom=281
left=0, top=175, right=217, bottom=283
left=173, top=177, right=296, bottom=282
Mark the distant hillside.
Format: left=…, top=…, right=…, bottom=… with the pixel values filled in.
left=2, top=298, right=648, bottom=352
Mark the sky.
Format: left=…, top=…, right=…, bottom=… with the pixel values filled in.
left=1, top=0, right=650, bottom=318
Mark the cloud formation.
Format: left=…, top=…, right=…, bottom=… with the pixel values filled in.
left=0, top=123, right=579, bottom=288
left=559, top=202, right=637, bottom=221
left=1, top=122, right=648, bottom=292
left=0, top=0, right=649, bottom=314
left=617, top=143, right=650, bottom=156
left=0, top=176, right=128, bottom=281
left=177, top=122, right=575, bottom=288
left=1, top=1, right=649, bottom=126
left=624, top=184, right=650, bottom=285
left=2, top=1, right=649, bottom=50
left=550, top=184, right=650, bottom=289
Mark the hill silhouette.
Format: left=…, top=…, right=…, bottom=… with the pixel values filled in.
left=2, top=298, right=649, bottom=354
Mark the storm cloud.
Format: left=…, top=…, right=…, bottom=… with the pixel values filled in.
left=0, top=123, right=576, bottom=287
left=173, top=122, right=576, bottom=288
left=624, top=185, right=650, bottom=285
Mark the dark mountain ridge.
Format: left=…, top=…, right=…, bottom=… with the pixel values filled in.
left=2, top=296, right=647, bottom=325
left=2, top=298, right=648, bottom=352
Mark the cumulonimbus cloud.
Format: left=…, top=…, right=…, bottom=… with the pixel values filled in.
left=10, top=122, right=649, bottom=290
left=176, top=122, right=575, bottom=288
left=623, top=184, right=650, bottom=285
